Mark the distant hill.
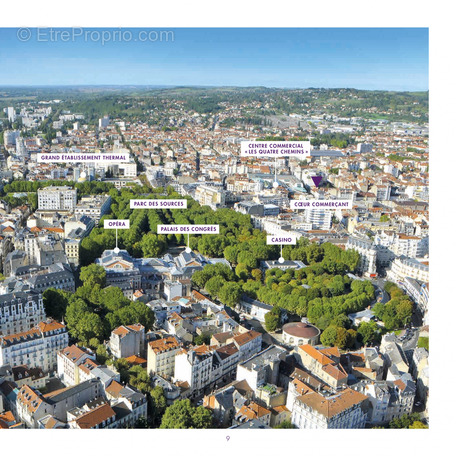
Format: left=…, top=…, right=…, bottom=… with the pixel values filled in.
left=0, top=86, right=428, bottom=124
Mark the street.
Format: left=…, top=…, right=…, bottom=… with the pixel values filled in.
left=370, top=278, right=390, bottom=304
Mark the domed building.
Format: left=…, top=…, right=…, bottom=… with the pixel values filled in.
left=282, top=322, right=320, bottom=347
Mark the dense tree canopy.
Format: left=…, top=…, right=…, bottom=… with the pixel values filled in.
left=79, top=264, right=107, bottom=289
left=43, top=288, right=69, bottom=321
left=274, top=420, right=295, bottom=429
left=80, top=189, right=253, bottom=265
left=149, top=386, right=167, bottom=427
left=373, top=283, right=413, bottom=330
left=63, top=277, right=154, bottom=345
left=265, top=306, right=281, bottom=332
left=389, top=413, right=427, bottom=429
left=160, top=399, right=212, bottom=429
left=357, top=321, right=380, bottom=345
left=192, top=234, right=372, bottom=343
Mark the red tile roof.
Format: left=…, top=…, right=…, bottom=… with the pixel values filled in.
left=149, top=336, right=180, bottom=354
left=74, top=403, right=115, bottom=429
left=297, top=388, right=368, bottom=419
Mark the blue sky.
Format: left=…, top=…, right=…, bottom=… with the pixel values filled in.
left=0, top=28, right=428, bottom=90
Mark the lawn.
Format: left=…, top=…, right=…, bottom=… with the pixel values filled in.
left=417, top=337, right=429, bottom=351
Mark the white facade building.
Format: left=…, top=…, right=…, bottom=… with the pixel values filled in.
left=236, top=346, right=287, bottom=391
left=16, top=379, right=103, bottom=428
left=174, top=345, right=214, bottom=395
left=174, top=341, right=248, bottom=396
left=391, top=235, right=429, bottom=258
left=194, top=185, right=226, bottom=210
left=0, top=291, right=45, bottom=336
left=347, top=237, right=377, bottom=275
left=109, top=323, right=145, bottom=359
left=37, top=186, right=77, bottom=211
left=74, top=195, right=111, bottom=222
left=0, top=319, right=69, bottom=372
left=57, top=344, right=97, bottom=386
left=353, top=379, right=415, bottom=425
left=3, top=130, right=20, bottom=146
left=291, top=388, right=368, bottom=429
left=147, top=336, right=182, bottom=378
left=7, top=107, right=16, bottom=123
left=99, top=116, right=110, bottom=128
left=387, top=256, right=429, bottom=284
left=304, top=207, right=332, bottom=230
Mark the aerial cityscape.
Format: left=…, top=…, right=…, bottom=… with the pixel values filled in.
left=0, top=27, right=429, bottom=431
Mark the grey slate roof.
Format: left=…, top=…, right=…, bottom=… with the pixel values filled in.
left=45, top=379, right=101, bottom=405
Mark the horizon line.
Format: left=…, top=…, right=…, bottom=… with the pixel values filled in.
left=0, top=84, right=429, bottom=93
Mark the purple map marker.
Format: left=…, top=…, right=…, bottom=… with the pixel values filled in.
left=311, top=176, right=322, bottom=187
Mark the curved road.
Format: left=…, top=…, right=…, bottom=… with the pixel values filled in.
left=371, top=278, right=390, bottom=304
left=370, top=277, right=423, bottom=327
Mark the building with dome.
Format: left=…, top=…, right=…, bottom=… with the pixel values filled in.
left=282, top=322, right=320, bottom=347
left=95, top=249, right=230, bottom=299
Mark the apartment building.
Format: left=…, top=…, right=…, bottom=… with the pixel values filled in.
left=372, top=184, right=391, bottom=200
left=16, top=378, right=104, bottom=428
left=37, top=186, right=77, bottom=211
left=347, top=237, right=377, bottom=276
left=212, top=343, right=240, bottom=386
left=405, top=184, right=429, bottom=201
left=0, top=291, right=45, bottom=336
left=0, top=411, right=23, bottom=429
left=64, top=239, right=80, bottom=266
left=3, top=130, right=20, bottom=146
left=57, top=344, right=97, bottom=386
left=64, top=215, right=95, bottom=239
left=67, top=402, right=117, bottom=429
left=353, top=379, right=415, bottom=425
left=105, top=380, right=149, bottom=425
left=373, top=231, right=396, bottom=267
left=203, top=380, right=253, bottom=427
left=236, top=346, right=288, bottom=391
left=11, top=365, right=48, bottom=389
left=357, top=143, right=373, bottom=153
left=0, top=319, right=69, bottom=372
left=418, top=283, right=429, bottom=316
left=296, top=344, right=348, bottom=389
left=291, top=387, right=368, bottom=429
left=230, top=330, right=263, bottom=362
left=24, top=262, right=75, bottom=294
left=99, top=116, right=110, bottom=128
left=66, top=387, right=147, bottom=429
left=24, top=233, right=67, bottom=266
left=174, top=343, right=243, bottom=396
left=194, top=184, right=226, bottom=210
left=226, top=176, right=260, bottom=193
left=64, top=215, right=95, bottom=266
left=387, top=256, right=429, bottom=284
left=67, top=355, right=119, bottom=390
left=74, top=195, right=111, bottom=222
left=304, top=207, right=332, bottom=230
left=147, top=336, right=182, bottom=379
left=401, top=277, right=427, bottom=311
left=411, top=347, right=429, bottom=407
left=115, top=162, right=137, bottom=178
left=234, top=401, right=272, bottom=427
left=234, top=201, right=266, bottom=217
left=391, top=234, right=429, bottom=258
left=109, top=323, right=145, bottom=359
